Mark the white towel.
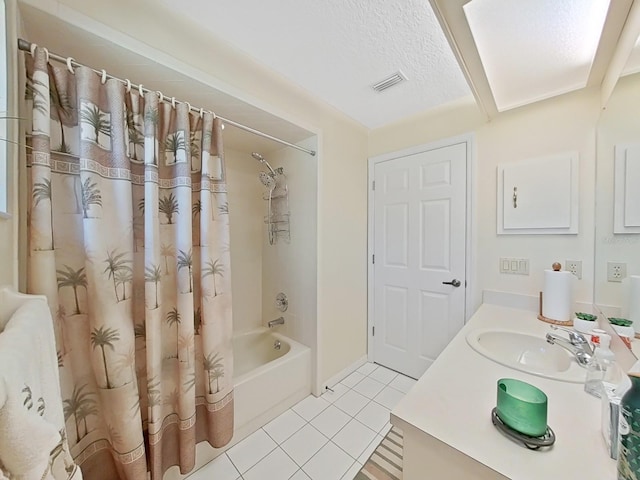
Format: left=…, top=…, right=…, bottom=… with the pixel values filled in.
left=0, top=299, right=81, bottom=480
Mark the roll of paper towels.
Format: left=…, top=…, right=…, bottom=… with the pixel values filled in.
left=542, top=270, right=574, bottom=322
left=629, top=276, right=640, bottom=335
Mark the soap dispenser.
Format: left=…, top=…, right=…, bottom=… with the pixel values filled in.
left=584, top=333, right=615, bottom=398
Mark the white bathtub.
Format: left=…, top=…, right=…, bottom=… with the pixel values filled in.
left=168, top=328, right=311, bottom=479
left=231, top=328, right=311, bottom=438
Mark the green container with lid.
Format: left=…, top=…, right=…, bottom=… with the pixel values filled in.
left=496, top=378, right=548, bottom=437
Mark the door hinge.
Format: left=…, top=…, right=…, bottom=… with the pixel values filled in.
left=372, top=254, right=375, bottom=264
left=372, top=326, right=375, bottom=336
left=372, top=180, right=375, bottom=190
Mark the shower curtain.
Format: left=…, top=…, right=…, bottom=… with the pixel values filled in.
left=25, top=47, right=234, bottom=480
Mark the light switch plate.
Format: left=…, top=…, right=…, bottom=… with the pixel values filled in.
left=500, top=257, right=529, bottom=275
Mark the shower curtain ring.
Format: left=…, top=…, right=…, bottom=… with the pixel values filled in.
left=100, top=69, right=107, bottom=84
left=29, top=42, right=37, bottom=57
left=42, top=47, right=49, bottom=63
left=211, top=110, right=217, bottom=119
left=171, top=97, right=176, bottom=108
left=125, top=79, right=132, bottom=93
left=138, top=83, right=144, bottom=96
left=185, top=102, right=191, bottom=112
left=66, top=57, right=75, bottom=74
left=156, top=91, right=164, bottom=103
left=199, top=108, right=204, bottom=118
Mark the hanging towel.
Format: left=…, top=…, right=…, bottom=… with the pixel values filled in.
left=0, top=298, right=82, bottom=480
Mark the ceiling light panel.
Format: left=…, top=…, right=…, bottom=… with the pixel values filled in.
left=464, top=0, right=610, bottom=111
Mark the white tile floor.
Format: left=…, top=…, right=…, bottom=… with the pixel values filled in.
left=187, top=362, right=416, bottom=480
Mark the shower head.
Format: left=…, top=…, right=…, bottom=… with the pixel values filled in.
left=251, top=152, right=276, bottom=175
left=259, top=171, right=276, bottom=190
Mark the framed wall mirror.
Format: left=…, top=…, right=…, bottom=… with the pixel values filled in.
left=594, top=38, right=640, bottom=360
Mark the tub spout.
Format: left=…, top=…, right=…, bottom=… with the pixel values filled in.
left=268, top=316, right=285, bottom=328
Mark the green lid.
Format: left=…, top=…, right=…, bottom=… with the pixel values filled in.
left=496, top=378, right=548, bottom=437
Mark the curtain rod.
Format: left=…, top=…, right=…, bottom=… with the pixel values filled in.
left=17, top=38, right=316, bottom=157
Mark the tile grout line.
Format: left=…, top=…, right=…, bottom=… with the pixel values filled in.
left=232, top=363, right=411, bottom=480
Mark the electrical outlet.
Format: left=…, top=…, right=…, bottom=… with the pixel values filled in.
left=607, top=262, right=627, bottom=282
left=565, top=260, right=582, bottom=279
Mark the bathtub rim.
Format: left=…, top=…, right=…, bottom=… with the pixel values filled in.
left=232, top=327, right=310, bottom=386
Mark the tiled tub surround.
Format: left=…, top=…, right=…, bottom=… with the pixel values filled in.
left=392, top=304, right=617, bottom=479
left=165, top=329, right=311, bottom=480
left=185, top=363, right=414, bottom=480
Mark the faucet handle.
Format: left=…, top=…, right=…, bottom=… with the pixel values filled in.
left=550, top=325, right=588, bottom=345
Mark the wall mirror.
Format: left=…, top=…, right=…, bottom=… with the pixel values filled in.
left=594, top=39, right=640, bottom=360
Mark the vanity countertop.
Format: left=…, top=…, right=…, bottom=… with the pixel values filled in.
left=391, top=303, right=616, bottom=479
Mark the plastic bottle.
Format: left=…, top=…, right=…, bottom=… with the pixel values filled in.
left=584, top=334, right=615, bottom=398
left=617, top=373, right=640, bottom=479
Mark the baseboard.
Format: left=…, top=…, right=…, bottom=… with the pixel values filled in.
left=482, top=289, right=592, bottom=314
left=321, top=355, right=368, bottom=394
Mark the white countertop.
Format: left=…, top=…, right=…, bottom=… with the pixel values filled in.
left=391, top=303, right=617, bottom=479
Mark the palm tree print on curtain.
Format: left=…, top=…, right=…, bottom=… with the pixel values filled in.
left=144, top=264, right=162, bottom=309
left=26, top=47, right=234, bottom=480
left=63, top=384, right=98, bottom=444
left=56, top=265, right=87, bottom=315
left=203, top=352, right=224, bottom=395
left=203, top=258, right=224, bottom=297
left=91, top=326, right=120, bottom=389
left=79, top=101, right=111, bottom=149
left=159, top=192, right=179, bottom=224
left=103, top=249, right=133, bottom=302
left=164, top=131, right=187, bottom=165
left=80, top=176, right=102, bottom=218
left=32, top=177, right=54, bottom=250
left=165, top=307, right=181, bottom=357
left=177, top=249, right=193, bottom=293
left=126, top=111, right=144, bottom=162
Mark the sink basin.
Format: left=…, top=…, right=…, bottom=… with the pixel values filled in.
left=466, top=329, right=586, bottom=383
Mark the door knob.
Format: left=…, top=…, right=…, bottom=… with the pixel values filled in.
left=442, top=279, right=461, bottom=287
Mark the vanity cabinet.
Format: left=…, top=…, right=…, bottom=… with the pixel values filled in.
left=391, top=304, right=616, bottom=480
left=497, top=152, right=579, bottom=234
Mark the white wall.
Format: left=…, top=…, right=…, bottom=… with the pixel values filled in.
left=225, top=148, right=264, bottom=334
left=261, top=138, right=318, bottom=384
left=595, top=72, right=640, bottom=309
left=370, top=88, right=601, bottom=312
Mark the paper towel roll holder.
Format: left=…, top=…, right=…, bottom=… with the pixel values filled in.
left=537, top=262, right=574, bottom=326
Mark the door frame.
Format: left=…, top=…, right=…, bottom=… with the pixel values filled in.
left=367, top=133, right=477, bottom=364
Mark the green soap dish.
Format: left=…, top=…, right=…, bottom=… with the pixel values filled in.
left=496, top=378, right=548, bottom=437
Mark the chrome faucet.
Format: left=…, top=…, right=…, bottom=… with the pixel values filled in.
left=268, top=316, right=285, bottom=328
left=545, top=325, right=593, bottom=367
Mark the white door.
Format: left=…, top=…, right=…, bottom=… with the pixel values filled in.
left=372, top=142, right=467, bottom=379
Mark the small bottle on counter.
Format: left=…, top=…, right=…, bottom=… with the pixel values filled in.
left=584, top=334, right=615, bottom=398
left=617, top=373, right=640, bottom=479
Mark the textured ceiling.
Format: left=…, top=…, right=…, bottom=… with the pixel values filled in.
left=157, top=0, right=472, bottom=129
left=21, top=0, right=640, bottom=138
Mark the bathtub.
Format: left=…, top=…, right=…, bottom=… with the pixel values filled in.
left=231, top=328, right=311, bottom=439
left=166, top=328, right=311, bottom=479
